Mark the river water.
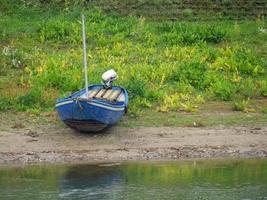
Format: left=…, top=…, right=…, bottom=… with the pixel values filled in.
left=0, top=159, right=267, bottom=200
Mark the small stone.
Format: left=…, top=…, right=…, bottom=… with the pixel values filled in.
left=249, top=144, right=256, bottom=147
left=145, top=152, right=160, bottom=158
left=27, top=139, right=38, bottom=142
left=25, top=130, right=39, bottom=138
left=227, top=150, right=235, bottom=154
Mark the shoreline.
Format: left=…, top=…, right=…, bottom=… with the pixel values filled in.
left=1, top=116, right=266, bottom=164
left=1, top=146, right=267, bottom=165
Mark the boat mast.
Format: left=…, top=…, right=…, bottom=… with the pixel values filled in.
left=82, top=14, right=89, bottom=97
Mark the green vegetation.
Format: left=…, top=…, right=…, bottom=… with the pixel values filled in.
left=0, top=0, right=267, bottom=117
left=120, top=105, right=267, bottom=127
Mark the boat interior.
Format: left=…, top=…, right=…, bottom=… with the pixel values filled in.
left=82, top=88, right=125, bottom=102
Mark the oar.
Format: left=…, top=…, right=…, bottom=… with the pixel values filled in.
left=82, top=14, right=89, bottom=97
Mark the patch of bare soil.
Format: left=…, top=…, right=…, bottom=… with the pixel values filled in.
left=0, top=112, right=266, bottom=164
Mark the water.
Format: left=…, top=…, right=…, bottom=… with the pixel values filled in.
left=1, top=159, right=267, bottom=200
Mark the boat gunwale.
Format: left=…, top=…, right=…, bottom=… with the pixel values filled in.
left=55, top=98, right=126, bottom=109
left=56, top=84, right=128, bottom=107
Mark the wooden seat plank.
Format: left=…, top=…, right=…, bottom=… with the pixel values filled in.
left=107, top=90, right=121, bottom=101
left=103, top=89, right=113, bottom=99
left=95, top=89, right=106, bottom=99
left=88, top=89, right=100, bottom=99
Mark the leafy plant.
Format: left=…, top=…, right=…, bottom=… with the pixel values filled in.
left=170, top=62, right=208, bottom=90
left=17, top=88, right=43, bottom=110
left=232, top=98, right=255, bottom=113
left=256, top=80, right=267, bottom=97
left=0, top=98, right=13, bottom=111
left=212, top=79, right=236, bottom=101
left=124, top=75, right=147, bottom=99
left=38, top=20, right=81, bottom=43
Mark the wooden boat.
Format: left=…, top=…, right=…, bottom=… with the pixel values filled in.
left=55, top=15, right=128, bottom=132
left=56, top=85, right=128, bottom=132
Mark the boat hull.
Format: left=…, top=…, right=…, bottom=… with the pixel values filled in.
left=56, top=85, right=128, bottom=132
left=63, top=119, right=108, bottom=132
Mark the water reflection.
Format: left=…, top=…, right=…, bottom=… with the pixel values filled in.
left=59, top=165, right=123, bottom=199
left=0, top=159, right=267, bottom=200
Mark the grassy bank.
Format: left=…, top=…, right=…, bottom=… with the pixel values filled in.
left=0, top=0, right=267, bottom=117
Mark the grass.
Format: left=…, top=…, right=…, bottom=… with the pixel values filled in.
left=1, top=101, right=266, bottom=129
left=0, top=0, right=267, bottom=123
left=120, top=100, right=267, bottom=127
left=121, top=111, right=267, bottom=127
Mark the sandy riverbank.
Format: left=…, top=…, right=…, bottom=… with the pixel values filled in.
left=0, top=111, right=266, bottom=164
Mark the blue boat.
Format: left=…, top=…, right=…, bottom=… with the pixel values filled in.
left=55, top=15, right=128, bottom=132
left=56, top=84, right=128, bottom=132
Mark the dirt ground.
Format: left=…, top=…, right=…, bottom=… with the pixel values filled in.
left=0, top=112, right=267, bottom=164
